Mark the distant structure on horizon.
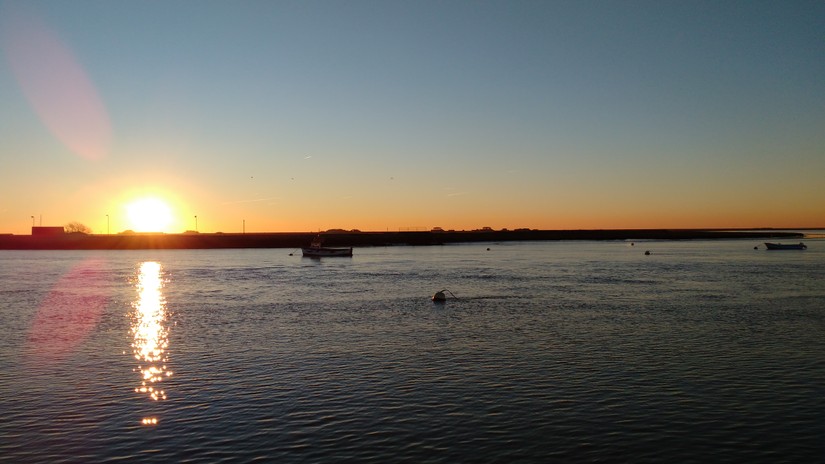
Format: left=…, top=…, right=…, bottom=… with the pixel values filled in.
left=32, top=226, right=65, bottom=237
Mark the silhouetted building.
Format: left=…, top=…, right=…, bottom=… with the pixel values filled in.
left=32, top=226, right=65, bottom=236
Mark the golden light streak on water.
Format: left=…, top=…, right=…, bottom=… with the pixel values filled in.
left=131, top=262, right=171, bottom=410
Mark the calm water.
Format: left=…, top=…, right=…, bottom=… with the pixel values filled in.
left=1, top=239, right=823, bottom=463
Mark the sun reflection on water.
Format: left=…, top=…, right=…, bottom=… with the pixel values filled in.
left=131, top=261, right=171, bottom=423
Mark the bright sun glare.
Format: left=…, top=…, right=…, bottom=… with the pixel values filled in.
left=125, top=197, right=174, bottom=233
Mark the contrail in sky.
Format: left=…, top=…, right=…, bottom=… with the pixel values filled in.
left=220, top=197, right=279, bottom=205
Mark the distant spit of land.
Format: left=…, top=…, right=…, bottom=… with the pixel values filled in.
left=0, top=229, right=807, bottom=250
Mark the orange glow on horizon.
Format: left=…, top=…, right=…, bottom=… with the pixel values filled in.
left=2, top=173, right=820, bottom=235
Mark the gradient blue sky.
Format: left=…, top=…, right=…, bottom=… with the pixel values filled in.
left=1, top=0, right=823, bottom=234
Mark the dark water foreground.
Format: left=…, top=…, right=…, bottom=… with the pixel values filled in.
left=1, top=241, right=823, bottom=462
left=0, top=228, right=806, bottom=249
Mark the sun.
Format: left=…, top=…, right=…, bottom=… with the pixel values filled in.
left=125, top=197, right=174, bottom=232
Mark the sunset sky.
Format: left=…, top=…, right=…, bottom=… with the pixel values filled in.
left=1, top=0, right=823, bottom=234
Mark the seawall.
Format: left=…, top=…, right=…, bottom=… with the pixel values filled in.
left=0, top=229, right=806, bottom=250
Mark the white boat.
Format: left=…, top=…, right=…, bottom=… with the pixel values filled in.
left=301, top=236, right=352, bottom=257
left=764, top=242, right=807, bottom=250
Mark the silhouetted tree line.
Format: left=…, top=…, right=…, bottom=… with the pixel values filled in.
left=65, top=222, right=92, bottom=234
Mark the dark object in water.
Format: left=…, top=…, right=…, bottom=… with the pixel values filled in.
left=764, top=242, right=807, bottom=250
left=302, top=236, right=353, bottom=257
left=432, top=288, right=458, bottom=302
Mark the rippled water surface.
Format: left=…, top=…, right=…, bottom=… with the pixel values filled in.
left=1, top=240, right=824, bottom=462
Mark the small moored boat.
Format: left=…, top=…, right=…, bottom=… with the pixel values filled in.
left=764, top=242, right=807, bottom=250
left=302, top=236, right=353, bottom=257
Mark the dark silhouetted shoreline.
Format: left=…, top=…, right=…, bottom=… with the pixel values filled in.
left=0, top=229, right=807, bottom=250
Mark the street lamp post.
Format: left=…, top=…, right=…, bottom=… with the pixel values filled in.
left=106, top=214, right=110, bottom=235
left=195, top=215, right=198, bottom=232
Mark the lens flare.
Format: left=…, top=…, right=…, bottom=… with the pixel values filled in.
left=1, top=5, right=111, bottom=160
left=25, top=259, right=108, bottom=365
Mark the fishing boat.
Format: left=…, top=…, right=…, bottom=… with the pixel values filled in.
left=764, top=242, right=807, bottom=250
left=301, top=236, right=353, bottom=257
